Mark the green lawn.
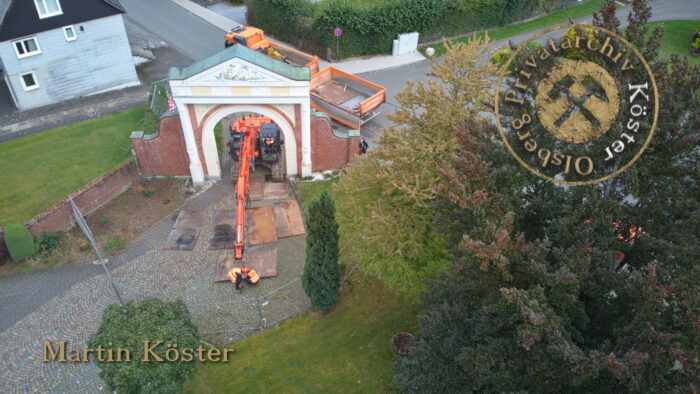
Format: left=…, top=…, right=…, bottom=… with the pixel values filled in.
left=649, top=20, right=700, bottom=65
left=424, top=0, right=606, bottom=57
left=182, top=274, right=418, bottom=393
left=0, top=106, right=150, bottom=226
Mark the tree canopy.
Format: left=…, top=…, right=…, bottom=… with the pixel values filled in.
left=392, top=1, right=699, bottom=391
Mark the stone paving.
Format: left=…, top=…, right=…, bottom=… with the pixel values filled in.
left=0, top=160, right=309, bottom=393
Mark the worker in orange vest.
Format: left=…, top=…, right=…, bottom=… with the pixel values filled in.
left=227, top=267, right=260, bottom=290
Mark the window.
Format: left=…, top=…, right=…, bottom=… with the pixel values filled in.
left=34, top=0, right=62, bottom=19
left=12, top=37, right=41, bottom=58
left=20, top=72, right=39, bottom=91
left=63, top=26, right=76, bottom=41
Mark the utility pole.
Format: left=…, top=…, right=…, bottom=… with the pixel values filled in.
left=69, top=197, right=125, bottom=305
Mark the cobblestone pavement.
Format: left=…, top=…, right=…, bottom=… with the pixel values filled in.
left=0, top=158, right=309, bottom=392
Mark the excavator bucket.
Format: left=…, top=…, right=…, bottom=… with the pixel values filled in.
left=212, top=254, right=244, bottom=282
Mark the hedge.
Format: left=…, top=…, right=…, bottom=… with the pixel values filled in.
left=4, top=223, right=35, bottom=262
left=247, top=0, right=569, bottom=60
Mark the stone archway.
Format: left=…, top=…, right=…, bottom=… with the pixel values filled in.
left=199, top=104, right=299, bottom=179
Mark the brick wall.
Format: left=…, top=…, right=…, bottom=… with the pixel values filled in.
left=311, top=113, right=361, bottom=172
left=131, top=114, right=190, bottom=177
left=24, top=161, right=138, bottom=235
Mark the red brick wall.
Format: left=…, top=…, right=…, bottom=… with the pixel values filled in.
left=131, top=115, right=190, bottom=177
left=311, top=115, right=361, bottom=172
left=24, top=161, right=138, bottom=235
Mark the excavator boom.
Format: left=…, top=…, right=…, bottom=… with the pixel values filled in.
left=229, top=116, right=279, bottom=260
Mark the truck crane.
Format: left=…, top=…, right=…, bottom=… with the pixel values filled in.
left=227, top=116, right=283, bottom=260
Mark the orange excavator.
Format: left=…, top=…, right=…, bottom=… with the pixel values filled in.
left=227, top=116, right=283, bottom=260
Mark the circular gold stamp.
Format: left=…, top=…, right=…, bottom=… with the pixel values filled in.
left=495, top=24, right=658, bottom=185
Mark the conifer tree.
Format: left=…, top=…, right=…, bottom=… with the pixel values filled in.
left=302, top=191, right=341, bottom=311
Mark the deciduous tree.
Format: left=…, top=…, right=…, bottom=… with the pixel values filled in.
left=334, top=38, right=497, bottom=297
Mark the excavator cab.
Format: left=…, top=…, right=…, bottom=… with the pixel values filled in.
left=258, top=123, right=282, bottom=163
left=225, top=26, right=265, bottom=49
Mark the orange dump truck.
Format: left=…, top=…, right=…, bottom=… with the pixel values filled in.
left=225, top=26, right=386, bottom=130
left=310, top=67, right=386, bottom=130
left=225, top=26, right=320, bottom=73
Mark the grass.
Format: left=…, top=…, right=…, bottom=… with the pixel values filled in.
left=293, top=177, right=338, bottom=212
left=648, top=20, right=700, bottom=65
left=423, top=0, right=606, bottom=57
left=182, top=273, right=418, bottom=393
left=0, top=106, right=150, bottom=226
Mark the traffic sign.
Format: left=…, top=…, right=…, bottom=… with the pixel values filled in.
left=333, top=27, right=343, bottom=37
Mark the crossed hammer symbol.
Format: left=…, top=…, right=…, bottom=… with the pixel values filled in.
left=548, top=75, right=609, bottom=129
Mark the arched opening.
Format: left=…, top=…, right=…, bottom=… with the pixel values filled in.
left=200, top=105, right=298, bottom=181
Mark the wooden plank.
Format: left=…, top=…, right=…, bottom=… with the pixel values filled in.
left=273, top=204, right=292, bottom=238
left=273, top=200, right=305, bottom=238
left=213, top=254, right=244, bottom=282
left=164, top=210, right=204, bottom=250
left=249, top=176, right=265, bottom=201
left=247, top=205, right=278, bottom=245
left=244, top=249, right=278, bottom=278
left=209, top=210, right=236, bottom=249
left=263, top=182, right=289, bottom=200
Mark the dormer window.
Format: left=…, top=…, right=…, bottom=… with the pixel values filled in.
left=34, top=0, right=62, bottom=19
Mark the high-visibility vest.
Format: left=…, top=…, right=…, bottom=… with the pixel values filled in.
left=248, top=269, right=260, bottom=284
left=227, top=268, right=242, bottom=283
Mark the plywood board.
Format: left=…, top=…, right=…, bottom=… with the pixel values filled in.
left=164, top=210, right=204, bottom=250
left=263, top=182, right=289, bottom=200
left=249, top=176, right=265, bottom=201
left=273, top=200, right=306, bottom=238
left=209, top=210, right=236, bottom=249
left=213, top=254, right=244, bottom=282
left=247, top=205, right=278, bottom=245
left=244, top=249, right=278, bottom=278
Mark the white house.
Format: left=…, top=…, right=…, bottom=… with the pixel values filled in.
left=0, top=0, right=138, bottom=110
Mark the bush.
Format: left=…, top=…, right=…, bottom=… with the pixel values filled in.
left=4, top=223, right=35, bottom=262
left=562, top=25, right=595, bottom=60
left=302, top=191, right=341, bottom=311
left=248, top=0, right=545, bottom=59
left=36, top=231, right=62, bottom=256
left=491, top=47, right=513, bottom=67
left=89, top=298, right=199, bottom=394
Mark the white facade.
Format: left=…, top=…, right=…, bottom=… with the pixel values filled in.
left=0, top=14, right=138, bottom=110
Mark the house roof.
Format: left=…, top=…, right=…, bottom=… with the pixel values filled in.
left=0, top=0, right=125, bottom=42
left=168, top=45, right=311, bottom=82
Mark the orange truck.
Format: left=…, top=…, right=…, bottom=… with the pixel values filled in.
left=310, top=67, right=386, bottom=130
left=225, top=26, right=320, bottom=73
left=225, top=26, right=386, bottom=130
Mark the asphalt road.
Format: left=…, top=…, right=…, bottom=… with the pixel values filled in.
left=119, top=0, right=223, bottom=61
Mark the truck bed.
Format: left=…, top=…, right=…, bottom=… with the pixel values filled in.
left=269, top=43, right=319, bottom=73
left=310, top=67, right=386, bottom=129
